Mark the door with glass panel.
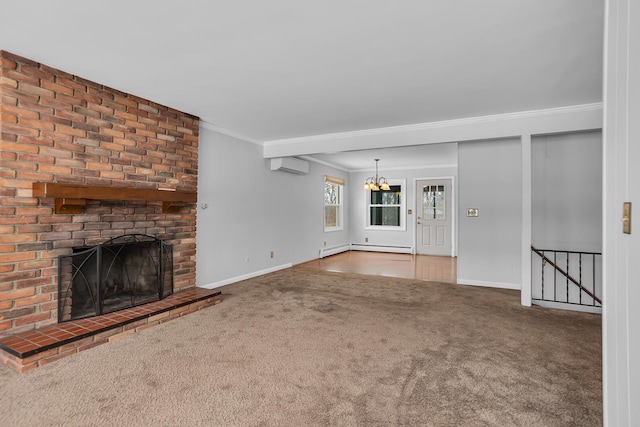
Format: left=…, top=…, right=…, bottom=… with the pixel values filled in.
left=416, top=179, right=452, bottom=256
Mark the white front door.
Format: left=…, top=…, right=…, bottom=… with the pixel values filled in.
left=416, top=179, right=452, bottom=256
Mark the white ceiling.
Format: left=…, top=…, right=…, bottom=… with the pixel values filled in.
left=1, top=1, right=604, bottom=157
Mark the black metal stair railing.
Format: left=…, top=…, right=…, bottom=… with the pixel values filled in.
left=531, top=246, right=602, bottom=307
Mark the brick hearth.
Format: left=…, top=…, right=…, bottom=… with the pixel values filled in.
left=0, top=288, right=222, bottom=372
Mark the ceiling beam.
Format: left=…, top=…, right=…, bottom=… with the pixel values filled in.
left=262, top=103, right=603, bottom=159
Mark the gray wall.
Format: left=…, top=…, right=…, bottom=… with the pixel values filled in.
left=197, top=129, right=601, bottom=291
left=458, top=138, right=522, bottom=288
left=196, top=127, right=348, bottom=287
left=531, top=130, right=602, bottom=252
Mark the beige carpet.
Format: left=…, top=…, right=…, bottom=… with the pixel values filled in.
left=0, top=266, right=602, bottom=426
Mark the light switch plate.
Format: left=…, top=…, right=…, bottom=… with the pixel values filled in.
left=623, top=202, right=631, bottom=234
left=466, top=208, right=479, bottom=217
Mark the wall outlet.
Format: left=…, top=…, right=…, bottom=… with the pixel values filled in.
left=270, top=251, right=274, bottom=258
left=365, top=237, right=369, bottom=243
left=323, top=241, right=327, bottom=247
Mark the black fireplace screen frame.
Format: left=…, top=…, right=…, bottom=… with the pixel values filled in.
left=57, top=234, right=174, bottom=322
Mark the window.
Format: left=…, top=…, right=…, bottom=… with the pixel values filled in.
left=366, top=179, right=405, bottom=230
left=422, top=184, right=446, bottom=220
left=324, top=176, right=344, bottom=231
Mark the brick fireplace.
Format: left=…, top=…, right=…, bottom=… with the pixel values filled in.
left=0, top=51, right=200, bottom=339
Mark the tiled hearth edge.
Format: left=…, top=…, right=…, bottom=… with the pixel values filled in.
left=0, top=288, right=221, bottom=372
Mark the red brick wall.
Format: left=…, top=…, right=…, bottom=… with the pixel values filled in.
left=0, top=51, right=199, bottom=337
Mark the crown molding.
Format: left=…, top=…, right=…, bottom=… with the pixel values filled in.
left=299, top=155, right=456, bottom=173
left=298, top=156, right=458, bottom=173
left=349, top=163, right=459, bottom=173
left=200, top=120, right=263, bottom=146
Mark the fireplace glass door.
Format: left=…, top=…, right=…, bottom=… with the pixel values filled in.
left=58, top=234, right=173, bottom=322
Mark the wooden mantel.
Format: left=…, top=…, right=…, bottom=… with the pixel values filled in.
left=32, top=182, right=197, bottom=214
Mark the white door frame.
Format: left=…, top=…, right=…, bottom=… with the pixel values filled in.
left=603, top=0, right=639, bottom=423
left=413, top=176, right=456, bottom=257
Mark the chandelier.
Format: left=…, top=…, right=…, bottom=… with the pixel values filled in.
left=363, top=159, right=390, bottom=191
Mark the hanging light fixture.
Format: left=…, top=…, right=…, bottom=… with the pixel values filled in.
left=363, top=159, right=390, bottom=191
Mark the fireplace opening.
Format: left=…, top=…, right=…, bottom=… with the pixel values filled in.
left=58, top=234, right=174, bottom=322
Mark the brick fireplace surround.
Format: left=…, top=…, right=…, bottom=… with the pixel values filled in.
left=0, top=51, right=219, bottom=371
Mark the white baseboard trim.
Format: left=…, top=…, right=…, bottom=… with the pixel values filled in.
left=319, top=244, right=350, bottom=258
left=350, top=244, right=413, bottom=254
left=532, top=300, right=602, bottom=314
left=199, top=263, right=293, bottom=289
left=457, top=279, right=521, bottom=290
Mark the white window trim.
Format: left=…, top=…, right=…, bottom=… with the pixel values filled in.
left=365, top=178, right=406, bottom=231
left=324, top=176, right=344, bottom=232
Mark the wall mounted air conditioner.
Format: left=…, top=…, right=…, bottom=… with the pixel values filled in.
left=270, top=157, right=309, bottom=175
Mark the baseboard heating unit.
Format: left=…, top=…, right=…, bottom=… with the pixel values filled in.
left=319, top=244, right=350, bottom=258
left=349, top=244, right=413, bottom=254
